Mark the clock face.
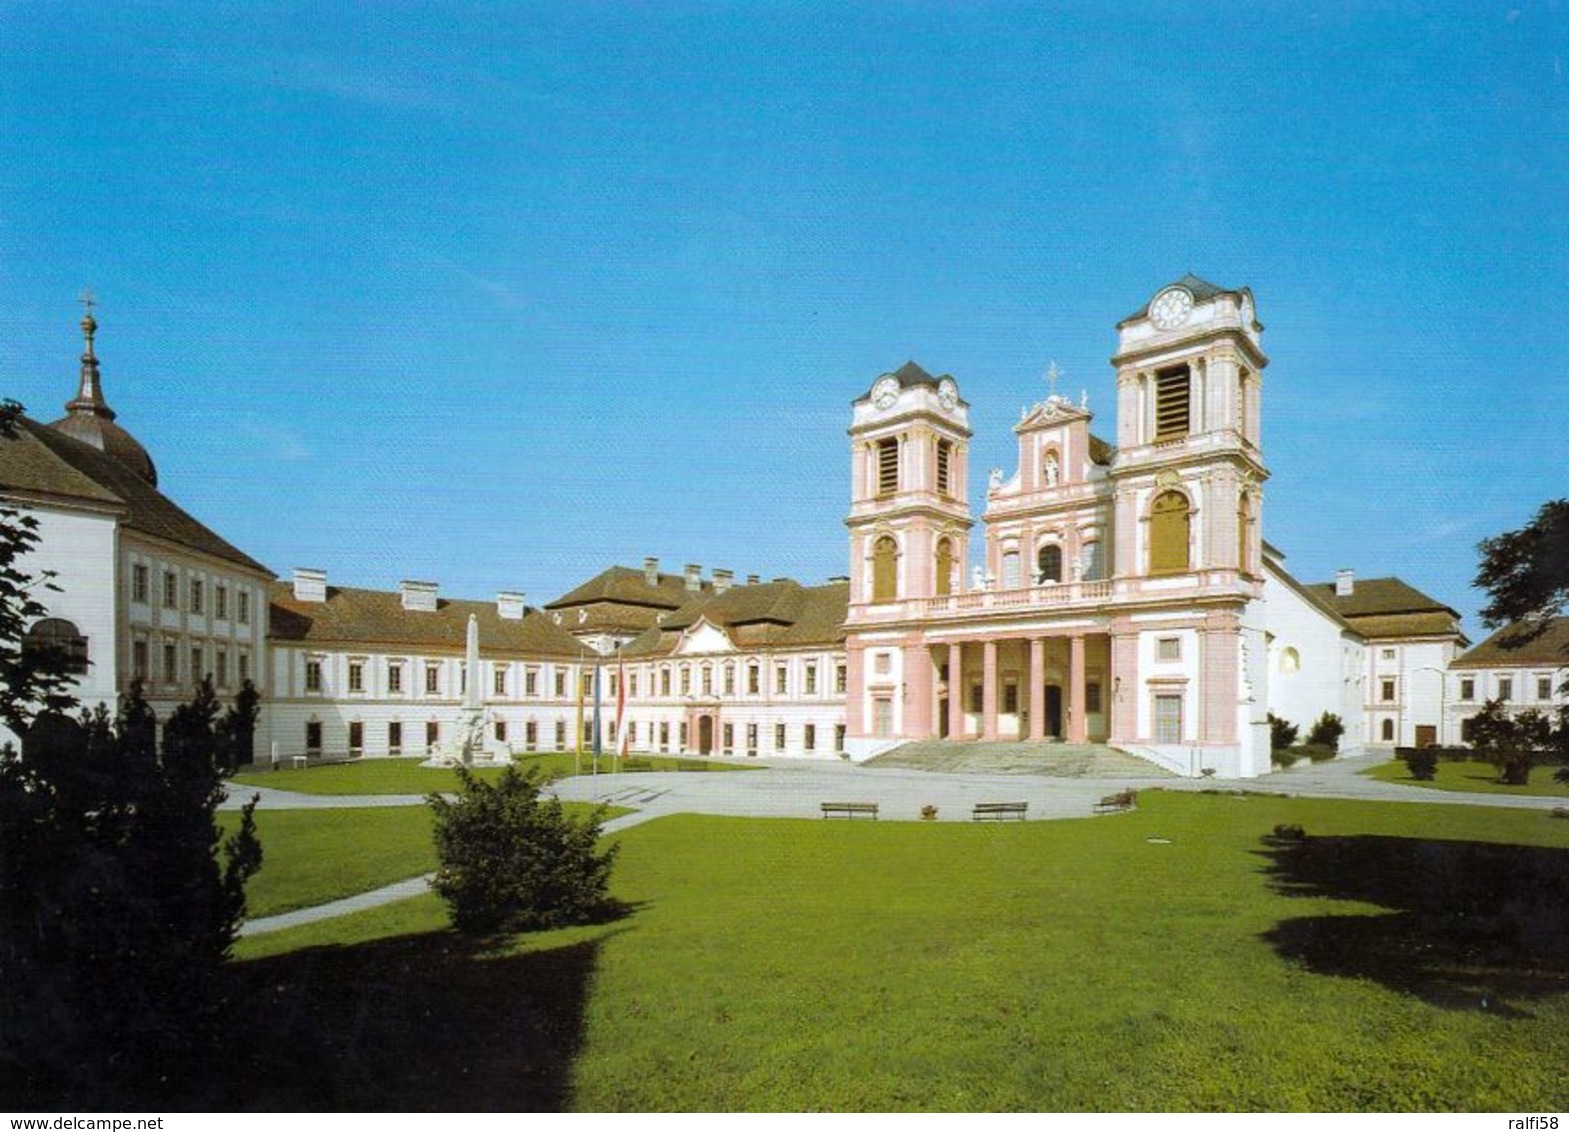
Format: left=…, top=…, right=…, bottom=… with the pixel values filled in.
left=937, top=378, right=957, bottom=410
left=872, top=377, right=899, bottom=409
left=1149, top=287, right=1194, bottom=331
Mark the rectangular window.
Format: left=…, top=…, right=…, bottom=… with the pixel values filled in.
left=609, top=672, right=619, bottom=697
left=215, top=649, right=228, bottom=688
left=426, top=721, right=439, bottom=750
left=388, top=721, right=402, bottom=753
left=348, top=722, right=363, bottom=754
left=191, top=647, right=204, bottom=683
left=701, top=667, right=712, bottom=696
left=1498, top=677, right=1513, bottom=702
left=426, top=665, right=440, bottom=695
left=525, top=721, right=537, bottom=750
left=1157, top=637, right=1181, bottom=662
left=661, top=669, right=672, bottom=696
left=969, top=682, right=983, bottom=713
left=873, top=698, right=894, bottom=738
left=190, top=579, right=204, bottom=614
left=238, top=651, right=250, bottom=684
left=388, top=663, right=404, bottom=693
left=806, top=665, right=818, bottom=695
left=877, top=437, right=899, bottom=495
left=776, top=667, right=788, bottom=695
left=1002, top=682, right=1018, bottom=714
left=494, top=666, right=508, bottom=697
left=746, top=723, right=758, bottom=756
left=494, top=720, right=508, bottom=743
left=627, top=721, right=637, bottom=748
left=836, top=664, right=847, bottom=694
left=936, top=439, right=952, bottom=496
left=874, top=652, right=892, bottom=675
left=1154, top=694, right=1183, bottom=743
left=724, top=666, right=735, bottom=696
left=775, top=723, right=787, bottom=749
left=1380, top=678, right=1396, bottom=703
left=164, top=643, right=178, bottom=683
left=132, top=564, right=149, bottom=603
left=680, top=667, right=691, bottom=695
left=748, top=665, right=760, bottom=694
left=722, top=722, right=734, bottom=753
left=1537, top=676, right=1553, bottom=701
left=679, top=722, right=688, bottom=749
left=215, top=585, right=228, bottom=620
left=525, top=668, right=538, bottom=696
left=835, top=724, right=846, bottom=752
left=581, top=671, right=594, bottom=697
left=237, top=590, right=251, bottom=624
left=163, top=571, right=178, bottom=608
left=1381, top=648, right=1397, bottom=661
left=554, top=670, right=567, bottom=698
left=1154, top=366, right=1190, bottom=440
left=629, top=672, right=639, bottom=697
left=305, top=659, right=322, bottom=693
left=659, top=722, right=670, bottom=752
left=132, top=640, right=149, bottom=681
left=1459, top=677, right=1475, bottom=701
left=555, top=720, right=566, bottom=750
left=306, top=722, right=322, bottom=753
left=805, top=723, right=816, bottom=750
left=348, top=661, right=364, bottom=693
left=1086, top=681, right=1103, bottom=715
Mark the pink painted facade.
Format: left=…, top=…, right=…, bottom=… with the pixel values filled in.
left=843, top=277, right=1275, bottom=777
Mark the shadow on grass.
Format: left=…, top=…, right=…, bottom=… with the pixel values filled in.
left=209, top=924, right=625, bottom=1111
left=1260, top=833, right=1569, bottom=1016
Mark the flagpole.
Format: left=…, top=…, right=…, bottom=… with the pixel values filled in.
left=575, top=652, right=585, bottom=780
left=614, top=644, right=626, bottom=775
left=592, top=652, right=603, bottom=778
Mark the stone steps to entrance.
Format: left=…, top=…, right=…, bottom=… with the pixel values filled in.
left=865, top=740, right=1175, bottom=778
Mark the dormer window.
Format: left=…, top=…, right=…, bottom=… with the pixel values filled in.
left=1154, top=365, right=1190, bottom=440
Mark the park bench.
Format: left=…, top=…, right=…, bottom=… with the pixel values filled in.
left=972, top=801, right=1028, bottom=821
left=821, top=801, right=879, bottom=820
left=1094, top=790, right=1137, bottom=814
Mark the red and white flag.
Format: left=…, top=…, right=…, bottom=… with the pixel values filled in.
left=615, top=652, right=628, bottom=758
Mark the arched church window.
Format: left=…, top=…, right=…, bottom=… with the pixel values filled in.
left=872, top=536, right=898, bottom=602
left=1036, top=544, right=1063, bottom=584
left=1149, top=491, right=1191, bottom=575
left=23, top=618, right=88, bottom=675
left=1001, top=550, right=1021, bottom=589
left=935, top=538, right=953, bottom=597
left=1278, top=647, right=1300, bottom=674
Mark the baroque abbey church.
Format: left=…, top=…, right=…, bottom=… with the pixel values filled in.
left=5, top=277, right=1490, bottom=777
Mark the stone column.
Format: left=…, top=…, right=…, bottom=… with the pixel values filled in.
left=905, top=642, right=934, bottom=739
left=982, top=639, right=999, bottom=741
left=947, top=641, right=964, bottom=740
left=1028, top=637, right=1046, bottom=741
left=1068, top=633, right=1088, bottom=743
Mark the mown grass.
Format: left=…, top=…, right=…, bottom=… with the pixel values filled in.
left=1364, top=757, right=1569, bottom=797
left=232, top=751, right=750, bottom=795
left=223, top=801, right=626, bottom=919
left=223, top=792, right=1569, bottom=1111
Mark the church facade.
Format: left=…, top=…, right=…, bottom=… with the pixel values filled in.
left=3, top=278, right=1481, bottom=776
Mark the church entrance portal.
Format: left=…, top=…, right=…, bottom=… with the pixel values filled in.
left=1045, top=685, right=1063, bottom=739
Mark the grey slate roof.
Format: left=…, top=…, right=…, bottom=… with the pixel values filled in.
left=1, top=415, right=272, bottom=576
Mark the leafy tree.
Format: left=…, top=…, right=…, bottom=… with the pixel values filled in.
left=1306, top=711, right=1346, bottom=752
left=1268, top=713, right=1298, bottom=752
left=429, top=765, right=618, bottom=935
left=218, top=677, right=261, bottom=771
left=1475, top=499, right=1569, bottom=632
left=1464, top=698, right=1569, bottom=786
left=0, top=404, right=262, bottom=1105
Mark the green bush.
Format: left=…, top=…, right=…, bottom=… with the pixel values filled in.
left=1305, top=712, right=1345, bottom=752
left=1268, top=713, right=1298, bottom=752
left=1401, top=747, right=1439, bottom=781
left=1290, top=743, right=1337, bottom=763
left=1272, top=748, right=1300, bottom=770
left=429, top=765, right=619, bottom=935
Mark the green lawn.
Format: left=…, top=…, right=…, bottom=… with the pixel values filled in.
left=1363, top=756, right=1569, bottom=797
left=232, top=751, right=750, bottom=795
left=224, top=801, right=626, bottom=919
left=226, top=791, right=1569, bottom=1111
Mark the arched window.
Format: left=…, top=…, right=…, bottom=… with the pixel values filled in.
left=23, top=618, right=88, bottom=675
left=935, top=538, right=953, bottom=597
left=1237, top=491, right=1252, bottom=574
left=1278, top=647, right=1300, bottom=674
left=872, top=535, right=898, bottom=602
left=1036, top=544, right=1063, bottom=584
left=1381, top=719, right=1395, bottom=742
left=1149, top=491, right=1191, bottom=575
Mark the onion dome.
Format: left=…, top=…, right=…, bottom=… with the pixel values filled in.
left=46, top=303, right=158, bottom=486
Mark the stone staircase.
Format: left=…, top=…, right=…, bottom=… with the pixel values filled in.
left=865, top=740, right=1175, bottom=778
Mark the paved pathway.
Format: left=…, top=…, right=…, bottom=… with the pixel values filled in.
left=236, top=754, right=1567, bottom=936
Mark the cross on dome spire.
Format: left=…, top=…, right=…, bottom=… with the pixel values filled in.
left=65, top=289, right=114, bottom=421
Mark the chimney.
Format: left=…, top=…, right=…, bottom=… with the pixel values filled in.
left=643, top=556, right=660, bottom=586
left=1334, top=569, right=1355, bottom=597
left=713, top=568, right=733, bottom=594
left=684, top=563, right=702, bottom=593
left=400, top=579, right=439, bottom=612
left=292, top=567, right=327, bottom=603
left=746, top=574, right=760, bottom=586
left=496, top=591, right=526, bottom=620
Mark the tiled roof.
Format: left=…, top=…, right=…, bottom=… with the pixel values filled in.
left=546, top=566, right=706, bottom=612
left=2, top=416, right=272, bottom=576
left=1304, top=577, right=1463, bottom=643
left=621, top=579, right=849, bottom=656
left=1453, top=618, right=1569, bottom=669
left=269, top=582, right=586, bottom=656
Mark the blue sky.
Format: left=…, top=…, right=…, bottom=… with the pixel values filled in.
left=2, top=3, right=1565, bottom=637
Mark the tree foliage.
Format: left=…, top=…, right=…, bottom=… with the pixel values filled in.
left=1475, top=499, right=1569, bottom=631
left=1306, top=712, right=1346, bottom=752
left=1464, top=698, right=1568, bottom=787
left=1268, top=713, right=1298, bottom=753
left=429, top=765, right=619, bottom=935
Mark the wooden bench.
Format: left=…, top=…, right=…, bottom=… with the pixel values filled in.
left=821, top=801, right=878, bottom=820
left=1094, top=790, right=1136, bottom=814
left=972, top=802, right=1028, bottom=821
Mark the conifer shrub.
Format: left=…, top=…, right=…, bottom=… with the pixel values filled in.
left=429, top=765, right=619, bottom=935
left=1268, top=713, right=1298, bottom=752
left=1305, top=712, right=1345, bottom=752
left=1400, top=746, right=1439, bottom=781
